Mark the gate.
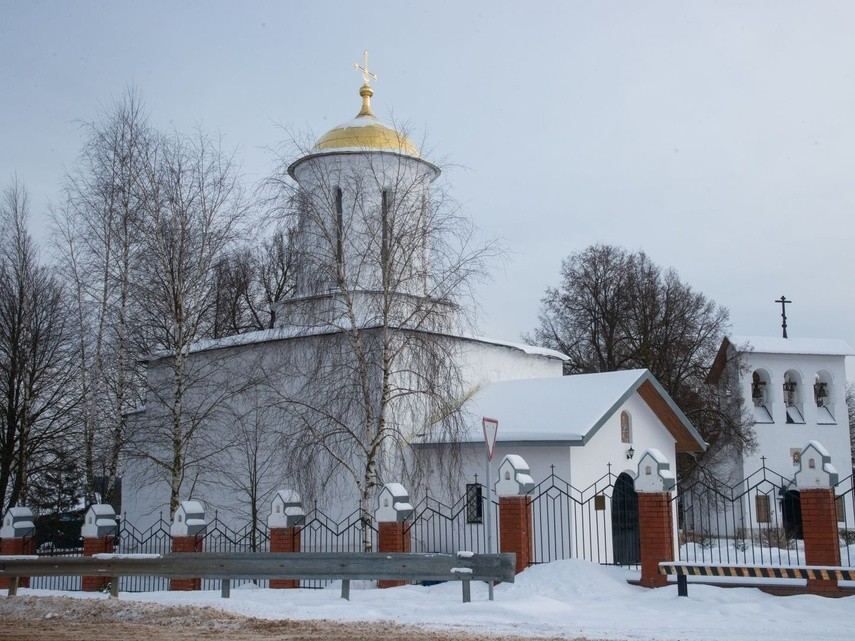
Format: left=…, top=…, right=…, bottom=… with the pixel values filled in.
left=529, top=465, right=638, bottom=566
left=612, top=472, right=640, bottom=565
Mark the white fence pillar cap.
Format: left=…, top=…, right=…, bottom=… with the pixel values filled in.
left=1, top=506, right=35, bottom=539
left=81, top=504, right=118, bottom=538
left=795, top=441, right=838, bottom=489
left=634, top=449, right=676, bottom=493
left=268, top=489, right=306, bottom=528
left=375, top=483, right=414, bottom=522
left=495, top=454, right=535, bottom=496
left=171, top=500, right=207, bottom=537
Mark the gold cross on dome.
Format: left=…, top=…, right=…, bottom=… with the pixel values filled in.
left=354, top=49, right=378, bottom=85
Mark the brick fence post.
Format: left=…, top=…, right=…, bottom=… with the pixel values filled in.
left=170, top=500, right=207, bottom=591
left=795, top=441, right=841, bottom=595
left=81, top=504, right=118, bottom=592
left=634, top=449, right=676, bottom=588
left=268, top=490, right=305, bottom=589
left=0, top=507, right=36, bottom=589
left=496, top=455, right=535, bottom=574
left=375, top=483, right=414, bottom=588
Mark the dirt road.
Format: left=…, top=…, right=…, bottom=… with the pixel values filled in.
left=0, top=596, right=586, bottom=641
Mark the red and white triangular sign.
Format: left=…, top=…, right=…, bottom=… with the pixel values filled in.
left=482, top=417, right=499, bottom=461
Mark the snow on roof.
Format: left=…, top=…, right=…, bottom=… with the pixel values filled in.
left=429, top=370, right=650, bottom=444
left=419, top=369, right=706, bottom=452
left=728, top=335, right=854, bottom=357
left=143, top=325, right=568, bottom=362
left=465, top=336, right=569, bottom=360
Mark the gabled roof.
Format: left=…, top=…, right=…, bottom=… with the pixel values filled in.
left=420, top=369, right=706, bottom=453
left=708, top=335, right=853, bottom=383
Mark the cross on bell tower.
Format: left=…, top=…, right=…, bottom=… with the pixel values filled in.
left=775, top=295, right=792, bottom=339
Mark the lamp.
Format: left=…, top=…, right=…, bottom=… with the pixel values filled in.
left=626, top=446, right=635, bottom=460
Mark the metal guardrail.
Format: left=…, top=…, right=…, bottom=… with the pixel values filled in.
left=0, top=551, right=516, bottom=603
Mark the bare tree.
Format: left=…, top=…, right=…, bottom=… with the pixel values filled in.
left=0, top=180, right=78, bottom=513
left=52, top=88, right=150, bottom=506
left=130, top=128, right=251, bottom=513
left=263, top=134, right=495, bottom=550
left=529, top=244, right=749, bottom=477
left=204, top=400, right=291, bottom=550
left=210, top=227, right=297, bottom=337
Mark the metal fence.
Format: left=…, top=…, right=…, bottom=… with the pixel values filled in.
left=836, top=473, right=855, bottom=567
left=675, top=462, right=806, bottom=566
left=529, top=466, right=639, bottom=566
left=406, top=484, right=498, bottom=555
left=16, top=463, right=855, bottom=593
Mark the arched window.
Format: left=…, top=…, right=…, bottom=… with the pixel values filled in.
left=783, top=370, right=805, bottom=424
left=814, top=371, right=836, bottom=424
left=751, top=370, right=772, bottom=423
left=620, top=411, right=632, bottom=444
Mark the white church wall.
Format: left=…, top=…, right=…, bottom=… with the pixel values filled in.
left=738, top=349, right=853, bottom=482
left=456, top=341, right=564, bottom=388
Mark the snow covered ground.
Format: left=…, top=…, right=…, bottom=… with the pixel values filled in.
left=14, top=559, right=855, bottom=640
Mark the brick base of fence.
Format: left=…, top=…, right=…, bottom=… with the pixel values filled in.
left=801, top=488, right=842, bottom=595
left=499, top=496, right=533, bottom=574
left=0, top=537, right=35, bottom=589
left=638, top=493, right=673, bottom=588
left=269, top=526, right=301, bottom=589
left=82, top=536, right=115, bottom=592
left=170, top=535, right=203, bottom=591
left=378, top=521, right=411, bottom=588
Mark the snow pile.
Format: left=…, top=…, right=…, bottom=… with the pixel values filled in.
left=13, top=558, right=855, bottom=640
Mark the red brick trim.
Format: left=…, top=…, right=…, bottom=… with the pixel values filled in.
left=638, top=492, right=673, bottom=588
left=269, top=526, right=301, bottom=589
left=499, top=495, right=533, bottom=574
left=377, top=521, right=411, bottom=588
left=0, top=537, right=36, bottom=588
left=82, top=536, right=116, bottom=592
left=800, top=488, right=841, bottom=594
left=170, top=534, right=203, bottom=591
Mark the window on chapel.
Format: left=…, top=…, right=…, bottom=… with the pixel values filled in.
left=620, top=411, right=632, bottom=444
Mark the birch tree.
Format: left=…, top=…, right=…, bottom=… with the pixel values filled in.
left=53, top=89, right=149, bottom=506
left=130, top=128, right=251, bottom=513
left=264, top=137, right=496, bottom=550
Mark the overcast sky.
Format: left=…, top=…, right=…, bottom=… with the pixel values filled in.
left=2, top=1, right=855, bottom=355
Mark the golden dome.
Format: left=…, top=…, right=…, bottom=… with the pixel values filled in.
left=313, top=84, right=420, bottom=157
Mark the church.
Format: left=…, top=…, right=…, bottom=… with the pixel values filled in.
left=123, top=61, right=853, bottom=545
left=122, top=62, right=703, bottom=530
